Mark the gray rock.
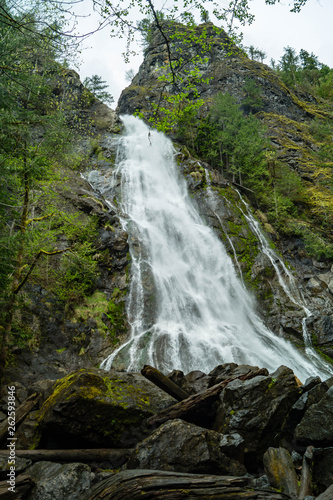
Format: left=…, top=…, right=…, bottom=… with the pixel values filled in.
left=295, top=387, right=333, bottom=446
left=0, top=455, right=32, bottom=480
left=263, top=447, right=299, bottom=497
left=178, top=370, right=212, bottom=395
left=312, top=447, right=333, bottom=495
left=301, top=377, right=322, bottom=393
left=213, top=365, right=301, bottom=465
left=315, top=484, right=333, bottom=500
left=127, top=418, right=246, bottom=476
left=25, top=461, right=92, bottom=500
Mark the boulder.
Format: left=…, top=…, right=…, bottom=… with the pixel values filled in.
left=208, top=363, right=266, bottom=385
left=37, top=369, right=176, bottom=448
left=168, top=370, right=212, bottom=395
left=295, top=386, right=333, bottom=447
left=213, top=366, right=301, bottom=468
left=25, top=461, right=92, bottom=500
left=312, top=448, right=333, bottom=495
left=283, top=377, right=333, bottom=440
left=127, top=418, right=246, bottom=476
left=316, top=484, right=333, bottom=500
left=263, top=447, right=299, bottom=497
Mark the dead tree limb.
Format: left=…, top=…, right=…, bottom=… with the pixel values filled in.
left=0, top=449, right=134, bottom=467
left=81, top=469, right=291, bottom=500
left=141, top=365, right=190, bottom=401
left=147, top=368, right=267, bottom=428
left=0, top=393, right=41, bottom=448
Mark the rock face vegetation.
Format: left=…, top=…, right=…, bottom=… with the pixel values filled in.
left=1, top=0, right=333, bottom=498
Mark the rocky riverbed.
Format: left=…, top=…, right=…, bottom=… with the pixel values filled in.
left=0, top=362, right=332, bottom=499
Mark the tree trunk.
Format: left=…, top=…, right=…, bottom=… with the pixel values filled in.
left=0, top=393, right=41, bottom=447
left=81, top=469, right=292, bottom=500
left=141, top=365, right=190, bottom=401
left=0, top=449, right=134, bottom=467
left=147, top=368, right=267, bottom=428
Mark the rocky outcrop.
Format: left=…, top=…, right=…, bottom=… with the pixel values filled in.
left=25, top=461, right=92, bottom=500
left=127, top=418, right=246, bottom=475
left=117, top=22, right=314, bottom=123
left=2, top=363, right=332, bottom=499
left=35, top=369, right=176, bottom=449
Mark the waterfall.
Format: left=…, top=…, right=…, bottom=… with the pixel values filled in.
left=98, top=115, right=332, bottom=381
left=235, top=192, right=330, bottom=374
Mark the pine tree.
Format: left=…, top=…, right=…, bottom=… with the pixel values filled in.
left=83, top=75, right=114, bottom=105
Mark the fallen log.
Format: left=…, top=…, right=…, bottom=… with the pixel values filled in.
left=147, top=368, right=268, bottom=428
left=0, top=475, right=33, bottom=499
left=0, top=393, right=41, bottom=448
left=0, top=449, right=134, bottom=467
left=141, top=365, right=190, bottom=401
left=81, top=469, right=292, bottom=500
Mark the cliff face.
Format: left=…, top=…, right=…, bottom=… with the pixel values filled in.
left=117, top=22, right=314, bottom=121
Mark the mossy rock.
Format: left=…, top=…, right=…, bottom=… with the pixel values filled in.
left=37, top=368, right=177, bottom=448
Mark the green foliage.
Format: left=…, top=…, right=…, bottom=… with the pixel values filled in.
left=196, top=92, right=268, bottom=188
left=291, top=224, right=333, bottom=260
left=274, top=46, right=331, bottom=93
left=242, top=78, right=264, bottom=113
left=50, top=242, right=99, bottom=306
left=83, top=75, right=114, bottom=105
left=0, top=0, right=94, bottom=356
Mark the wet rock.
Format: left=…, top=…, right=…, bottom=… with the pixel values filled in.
left=37, top=369, right=177, bottom=448
left=312, top=448, right=333, bottom=496
left=213, top=365, right=301, bottom=468
left=263, top=447, right=299, bottom=497
left=127, top=418, right=246, bottom=476
left=301, top=376, right=321, bottom=393
left=295, top=386, right=333, bottom=447
left=283, top=378, right=333, bottom=440
left=25, top=461, right=92, bottom=500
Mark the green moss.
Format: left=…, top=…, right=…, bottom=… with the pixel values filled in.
left=72, top=290, right=109, bottom=332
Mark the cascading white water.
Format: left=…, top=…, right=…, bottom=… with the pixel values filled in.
left=100, top=115, right=333, bottom=381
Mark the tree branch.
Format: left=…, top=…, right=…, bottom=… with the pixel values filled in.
left=13, top=246, right=74, bottom=295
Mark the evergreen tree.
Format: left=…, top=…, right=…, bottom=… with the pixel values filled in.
left=83, top=75, right=114, bottom=105
left=0, top=0, right=80, bottom=376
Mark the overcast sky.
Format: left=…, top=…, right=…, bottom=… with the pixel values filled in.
left=72, top=0, right=333, bottom=107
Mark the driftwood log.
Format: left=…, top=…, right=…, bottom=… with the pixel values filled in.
left=0, top=449, right=134, bottom=467
left=147, top=368, right=267, bottom=428
left=0, top=475, right=33, bottom=499
left=0, top=393, right=41, bottom=448
left=81, top=469, right=292, bottom=500
left=141, top=365, right=190, bottom=401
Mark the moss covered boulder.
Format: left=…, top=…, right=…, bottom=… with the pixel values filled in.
left=37, top=369, right=177, bottom=448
